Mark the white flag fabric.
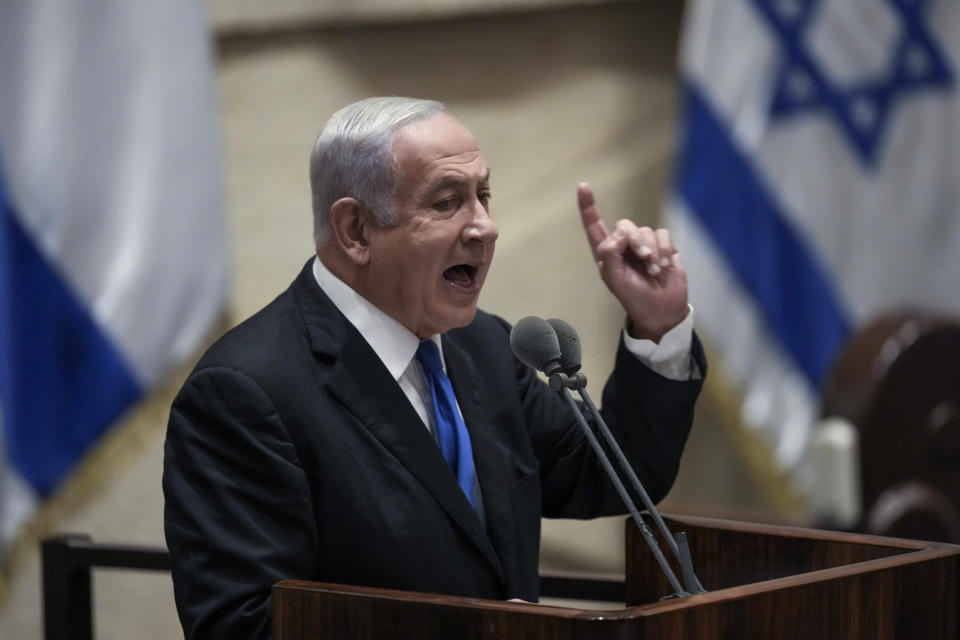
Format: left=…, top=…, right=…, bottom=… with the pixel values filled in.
left=0, top=1, right=228, bottom=558
left=668, top=0, right=960, bottom=493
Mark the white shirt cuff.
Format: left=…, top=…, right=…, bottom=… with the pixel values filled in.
left=621, top=305, right=698, bottom=381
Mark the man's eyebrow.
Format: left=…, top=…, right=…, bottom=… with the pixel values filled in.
left=425, top=169, right=491, bottom=195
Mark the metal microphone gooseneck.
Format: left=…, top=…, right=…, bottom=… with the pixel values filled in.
left=510, top=316, right=705, bottom=599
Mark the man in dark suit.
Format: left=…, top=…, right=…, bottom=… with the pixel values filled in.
left=163, top=97, right=705, bottom=638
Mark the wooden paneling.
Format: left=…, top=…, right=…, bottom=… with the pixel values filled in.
left=273, top=515, right=960, bottom=639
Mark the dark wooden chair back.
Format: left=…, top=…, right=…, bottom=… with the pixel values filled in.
left=820, top=313, right=960, bottom=541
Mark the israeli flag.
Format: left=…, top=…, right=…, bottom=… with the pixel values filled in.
left=668, top=0, right=960, bottom=497
left=0, top=2, right=228, bottom=557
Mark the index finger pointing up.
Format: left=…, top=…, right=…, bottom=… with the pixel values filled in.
left=578, top=182, right=608, bottom=260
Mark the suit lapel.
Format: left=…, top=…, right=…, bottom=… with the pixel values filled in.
left=292, top=265, right=504, bottom=583
left=442, top=335, right=519, bottom=591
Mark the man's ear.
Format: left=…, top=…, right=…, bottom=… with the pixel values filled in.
left=328, top=197, right=370, bottom=265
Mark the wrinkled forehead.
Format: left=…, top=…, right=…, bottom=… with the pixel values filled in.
left=392, top=112, right=481, bottom=162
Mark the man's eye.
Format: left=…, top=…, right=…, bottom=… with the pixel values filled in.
left=478, top=192, right=491, bottom=206
left=433, top=199, right=455, bottom=211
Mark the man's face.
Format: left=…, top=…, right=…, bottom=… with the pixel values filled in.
left=362, top=112, right=498, bottom=338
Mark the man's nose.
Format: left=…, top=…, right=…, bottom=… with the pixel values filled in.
left=465, top=202, right=498, bottom=244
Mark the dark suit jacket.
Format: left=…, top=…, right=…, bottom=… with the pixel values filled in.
left=163, top=260, right=705, bottom=639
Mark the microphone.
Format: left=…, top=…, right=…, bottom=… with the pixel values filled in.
left=509, top=316, right=705, bottom=599
left=509, top=316, right=563, bottom=376
left=546, top=318, right=581, bottom=375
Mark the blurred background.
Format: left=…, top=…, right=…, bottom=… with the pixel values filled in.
left=2, top=0, right=959, bottom=636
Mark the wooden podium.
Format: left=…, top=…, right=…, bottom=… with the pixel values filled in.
left=272, top=515, right=960, bottom=638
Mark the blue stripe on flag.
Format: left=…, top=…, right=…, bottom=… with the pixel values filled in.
left=0, top=167, right=142, bottom=497
left=674, top=84, right=852, bottom=387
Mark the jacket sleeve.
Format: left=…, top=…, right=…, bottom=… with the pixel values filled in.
left=163, top=365, right=319, bottom=640
left=517, top=328, right=707, bottom=519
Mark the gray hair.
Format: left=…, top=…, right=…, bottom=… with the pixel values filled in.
left=310, top=96, right=447, bottom=247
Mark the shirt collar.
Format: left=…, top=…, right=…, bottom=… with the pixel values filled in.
left=312, top=256, right=444, bottom=380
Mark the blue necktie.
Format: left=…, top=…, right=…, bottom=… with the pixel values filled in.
left=416, top=340, right=477, bottom=510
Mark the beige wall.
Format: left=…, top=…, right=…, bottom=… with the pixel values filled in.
left=211, top=0, right=637, bottom=30
left=1, top=3, right=780, bottom=637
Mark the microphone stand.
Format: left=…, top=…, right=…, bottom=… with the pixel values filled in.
left=548, top=370, right=705, bottom=598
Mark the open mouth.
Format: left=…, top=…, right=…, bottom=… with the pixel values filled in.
left=443, top=263, right=479, bottom=288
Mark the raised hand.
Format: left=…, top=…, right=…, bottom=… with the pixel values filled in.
left=577, top=182, right=688, bottom=342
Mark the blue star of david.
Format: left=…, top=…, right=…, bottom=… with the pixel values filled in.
left=751, top=0, right=954, bottom=167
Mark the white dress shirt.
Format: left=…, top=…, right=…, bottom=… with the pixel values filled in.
left=312, top=257, right=696, bottom=436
